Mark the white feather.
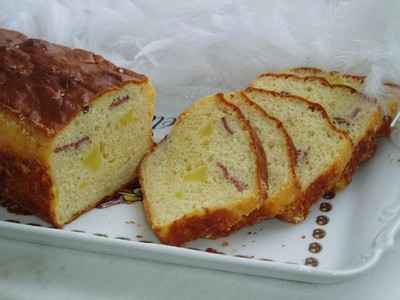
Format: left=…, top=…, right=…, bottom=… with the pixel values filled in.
left=0, top=0, right=399, bottom=112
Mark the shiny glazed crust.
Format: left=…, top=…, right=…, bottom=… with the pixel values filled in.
left=0, top=28, right=148, bottom=137
left=244, top=88, right=353, bottom=223
left=139, top=94, right=268, bottom=246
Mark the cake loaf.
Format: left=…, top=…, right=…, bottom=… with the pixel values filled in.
left=0, top=28, right=155, bottom=227
left=140, top=94, right=267, bottom=245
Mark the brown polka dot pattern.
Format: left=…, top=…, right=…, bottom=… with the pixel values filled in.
left=320, top=202, right=332, bottom=212
left=309, top=242, right=322, bottom=253
left=305, top=193, right=335, bottom=267
left=305, top=257, right=319, bottom=267
left=316, top=215, right=329, bottom=225
left=312, top=228, right=326, bottom=239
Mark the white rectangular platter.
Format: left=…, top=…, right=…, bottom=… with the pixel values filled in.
left=1, top=117, right=400, bottom=284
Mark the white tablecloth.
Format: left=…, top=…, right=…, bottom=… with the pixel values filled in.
left=0, top=237, right=399, bottom=300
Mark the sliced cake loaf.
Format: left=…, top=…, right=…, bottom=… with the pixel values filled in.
left=222, top=91, right=300, bottom=224
left=251, top=73, right=383, bottom=187
left=244, top=88, right=353, bottom=223
left=287, top=67, right=400, bottom=134
left=0, top=28, right=155, bottom=227
left=140, top=94, right=267, bottom=245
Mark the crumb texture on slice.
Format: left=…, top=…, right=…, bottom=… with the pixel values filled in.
left=251, top=73, right=383, bottom=186
left=287, top=67, right=364, bottom=89
left=244, top=88, right=352, bottom=222
left=50, top=82, right=155, bottom=225
left=223, top=91, right=299, bottom=220
left=252, top=73, right=382, bottom=147
left=287, top=67, right=399, bottom=135
left=140, top=94, right=267, bottom=245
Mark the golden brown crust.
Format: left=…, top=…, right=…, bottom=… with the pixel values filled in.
left=244, top=87, right=352, bottom=223
left=279, top=157, right=345, bottom=223
left=336, top=111, right=382, bottom=189
left=0, top=146, right=148, bottom=228
left=291, top=67, right=400, bottom=90
left=289, top=67, right=399, bottom=125
left=258, top=72, right=373, bottom=100
left=0, top=28, right=27, bottom=46
left=289, top=67, right=323, bottom=74
left=156, top=208, right=242, bottom=246
left=258, top=72, right=333, bottom=88
left=377, top=116, right=392, bottom=137
left=290, top=67, right=366, bottom=83
left=140, top=94, right=268, bottom=245
left=0, top=108, right=52, bottom=160
left=140, top=155, right=258, bottom=246
left=0, top=28, right=148, bottom=137
left=385, top=82, right=400, bottom=90
left=0, top=148, right=57, bottom=225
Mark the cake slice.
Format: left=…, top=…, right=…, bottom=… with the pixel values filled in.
left=244, top=88, right=353, bottom=222
left=140, top=94, right=267, bottom=245
left=222, top=91, right=300, bottom=223
left=0, top=28, right=155, bottom=227
left=251, top=73, right=383, bottom=187
left=287, top=67, right=400, bottom=134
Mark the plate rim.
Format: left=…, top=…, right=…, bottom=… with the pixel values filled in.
left=0, top=219, right=394, bottom=284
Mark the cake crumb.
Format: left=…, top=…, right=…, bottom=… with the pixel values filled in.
left=126, top=220, right=136, bottom=224
left=301, top=235, right=306, bottom=239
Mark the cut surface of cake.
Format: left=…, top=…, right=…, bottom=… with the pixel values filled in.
left=287, top=67, right=400, bottom=126
left=251, top=73, right=383, bottom=187
left=244, top=88, right=352, bottom=222
left=222, top=91, right=300, bottom=223
left=0, top=28, right=155, bottom=227
left=140, top=94, right=267, bottom=245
